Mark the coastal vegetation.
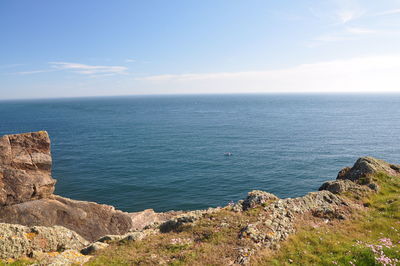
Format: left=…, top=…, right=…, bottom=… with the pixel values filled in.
left=86, top=173, right=400, bottom=265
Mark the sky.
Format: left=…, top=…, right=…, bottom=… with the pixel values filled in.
left=1, top=0, right=400, bottom=99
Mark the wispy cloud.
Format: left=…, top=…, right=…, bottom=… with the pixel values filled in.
left=345, top=27, right=376, bottom=34
left=312, top=26, right=377, bottom=44
left=125, top=59, right=136, bottom=63
left=336, top=8, right=364, bottom=24
left=5, top=62, right=128, bottom=76
left=15, top=69, right=57, bottom=75
left=376, top=8, right=400, bottom=16
left=136, top=55, right=400, bottom=93
left=50, top=62, right=128, bottom=75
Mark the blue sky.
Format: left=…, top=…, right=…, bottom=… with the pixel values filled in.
left=1, top=0, right=400, bottom=99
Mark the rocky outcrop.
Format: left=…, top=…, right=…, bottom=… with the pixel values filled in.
left=319, top=156, right=400, bottom=195
left=233, top=190, right=352, bottom=264
left=319, top=179, right=372, bottom=195
left=238, top=190, right=278, bottom=211
left=0, top=131, right=56, bottom=206
left=0, top=131, right=172, bottom=244
left=0, top=223, right=88, bottom=259
left=33, top=249, right=92, bottom=265
left=337, top=156, right=400, bottom=182
left=238, top=191, right=349, bottom=247
left=0, top=195, right=134, bottom=242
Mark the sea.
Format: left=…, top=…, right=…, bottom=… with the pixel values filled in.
left=0, top=94, right=399, bottom=212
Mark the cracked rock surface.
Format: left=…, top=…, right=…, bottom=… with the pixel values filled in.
left=0, top=131, right=55, bottom=206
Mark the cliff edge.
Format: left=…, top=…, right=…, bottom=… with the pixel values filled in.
left=1, top=131, right=399, bottom=265
left=0, top=131, right=172, bottom=243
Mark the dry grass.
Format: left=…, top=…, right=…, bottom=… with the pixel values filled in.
left=252, top=173, right=400, bottom=265
left=87, top=208, right=263, bottom=265
left=88, top=173, right=400, bottom=266
left=2, top=173, right=399, bottom=265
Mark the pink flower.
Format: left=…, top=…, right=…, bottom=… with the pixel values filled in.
left=379, top=238, right=393, bottom=247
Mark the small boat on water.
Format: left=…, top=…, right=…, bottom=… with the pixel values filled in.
left=224, top=152, right=233, bottom=156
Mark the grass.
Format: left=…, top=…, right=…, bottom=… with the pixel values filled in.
left=87, top=207, right=268, bottom=265
left=87, top=172, right=400, bottom=266
left=2, top=172, right=399, bottom=265
left=253, top=173, right=400, bottom=265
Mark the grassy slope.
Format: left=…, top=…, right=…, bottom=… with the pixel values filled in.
left=254, top=173, right=400, bottom=265
left=87, top=173, right=400, bottom=266
left=2, top=172, right=399, bottom=265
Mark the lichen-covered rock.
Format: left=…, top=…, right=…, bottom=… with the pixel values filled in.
left=0, top=195, right=134, bottom=242
left=159, top=208, right=221, bottom=233
left=319, top=179, right=372, bottom=195
left=97, top=228, right=157, bottom=244
left=239, top=191, right=350, bottom=249
left=312, top=206, right=347, bottom=220
left=34, top=249, right=91, bottom=266
left=242, top=190, right=278, bottom=210
left=0, top=223, right=88, bottom=259
left=337, top=157, right=400, bottom=182
left=320, top=157, right=399, bottom=195
left=81, top=241, right=109, bottom=255
left=0, top=131, right=56, bottom=206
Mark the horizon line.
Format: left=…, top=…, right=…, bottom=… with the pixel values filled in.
left=2, top=91, right=400, bottom=102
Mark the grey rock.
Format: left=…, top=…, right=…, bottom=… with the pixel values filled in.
left=81, top=241, right=109, bottom=255
left=337, top=157, right=400, bottom=182
left=34, top=249, right=91, bottom=266
left=242, top=190, right=278, bottom=210
left=0, top=223, right=88, bottom=259
left=319, top=179, right=372, bottom=195
left=239, top=190, right=349, bottom=249
left=0, top=195, right=134, bottom=242
left=159, top=208, right=220, bottom=233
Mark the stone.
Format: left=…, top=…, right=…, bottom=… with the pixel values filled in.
left=242, top=190, right=278, bottom=210
left=81, top=242, right=109, bottom=255
left=320, top=157, right=400, bottom=195
left=0, top=131, right=173, bottom=242
left=159, top=208, right=220, bottom=233
left=337, top=157, right=400, bottom=182
left=0, top=223, right=88, bottom=259
left=312, top=206, right=347, bottom=220
left=319, top=179, right=372, bottom=195
left=0, top=131, right=56, bottom=206
left=239, top=190, right=350, bottom=249
left=0, top=195, right=134, bottom=242
left=129, top=209, right=166, bottom=231
left=35, top=249, right=91, bottom=266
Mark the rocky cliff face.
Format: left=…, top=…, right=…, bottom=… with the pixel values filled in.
left=0, top=131, right=169, bottom=242
left=0, top=131, right=55, bottom=206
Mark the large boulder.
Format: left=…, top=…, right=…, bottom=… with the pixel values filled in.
left=0, top=131, right=56, bottom=206
left=241, top=190, right=278, bottom=210
left=0, top=195, right=134, bottom=242
left=0, top=223, right=88, bottom=259
left=319, top=180, right=372, bottom=195
left=337, top=157, right=400, bottom=182
left=320, top=157, right=399, bottom=194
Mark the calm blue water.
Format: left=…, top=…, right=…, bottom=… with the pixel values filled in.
left=0, top=94, right=399, bottom=212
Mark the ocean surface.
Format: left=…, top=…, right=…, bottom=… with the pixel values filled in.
left=0, top=94, right=399, bottom=212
